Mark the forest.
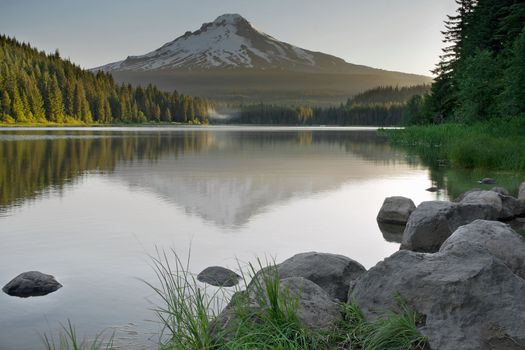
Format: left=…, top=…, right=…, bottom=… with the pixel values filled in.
left=232, top=85, right=430, bottom=126
left=388, top=0, right=525, bottom=175
left=0, top=35, right=212, bottom=124
left=410, top=0, right=525, bottom=124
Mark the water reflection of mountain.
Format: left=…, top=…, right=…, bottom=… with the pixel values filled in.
left=0, top=128, right=416, bottom=225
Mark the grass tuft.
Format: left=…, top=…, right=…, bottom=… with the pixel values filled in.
left=42, top=320, right=114, bottom=350
left=144, top=248, right=226, bottom=350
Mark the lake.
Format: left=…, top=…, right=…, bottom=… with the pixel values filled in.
left=0, top=126, right=445, bottom=349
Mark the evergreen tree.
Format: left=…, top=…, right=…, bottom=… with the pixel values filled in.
left=0, top=34, right=211, bottom=124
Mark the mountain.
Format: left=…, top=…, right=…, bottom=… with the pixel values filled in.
left=94, top=14, right=432, bottom=105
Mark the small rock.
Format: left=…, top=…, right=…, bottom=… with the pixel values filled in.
left=376, top=196, right=416, bottom=225
left=519, top=182, right=525, bottom=201
left=491, top=187, right=509, bottom=196
left=425, top=186, right=439, bottom=192
left=2, top=271, right=62, bottom=297
left=478, top=177, right=496, bottom=185
left=197, top=266, right=240, bottom=287
left=499, top=194, right=522, bottom=220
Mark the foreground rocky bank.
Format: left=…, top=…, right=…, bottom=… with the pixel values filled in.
left=202, top=184, right=525, bottom=350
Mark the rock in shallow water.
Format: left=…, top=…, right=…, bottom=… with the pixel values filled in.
left=401, top=194, right=503, bottom=252
left=478, top=177, right=496, bottom=184
left=197, top=266, right=240, bottom=287
left=376, top=196, right=416, bottom=225
left=2, top=271, right=62, bottom=297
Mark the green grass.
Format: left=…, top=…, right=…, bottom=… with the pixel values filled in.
left=384, top=117, right=525, bottom=171
left=40, top=253, right=427, bottom=350
left=42, top=320, right=114, bottom=350
left=331, top=299, right=427, bottom=350
left=145, top=251, right=427, bottom=350
left=144, top=248, right=226, bottom=350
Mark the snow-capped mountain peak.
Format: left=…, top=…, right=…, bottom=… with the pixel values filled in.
left=94, top=13, right=348, bottom=72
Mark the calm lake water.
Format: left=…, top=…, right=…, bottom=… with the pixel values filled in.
left=0, top=126, right=445, bottom=349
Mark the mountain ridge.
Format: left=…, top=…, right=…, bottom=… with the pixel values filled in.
left=94, top=13, right=432, bottom=104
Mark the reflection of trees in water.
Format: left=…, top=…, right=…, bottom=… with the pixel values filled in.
left=392, top=143, right=525, bottom=199
left=0, top=129, right=414, bottom=211
left=0, top=130, right=216, bottom=210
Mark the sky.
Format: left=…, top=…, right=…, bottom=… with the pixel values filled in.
left=0, top=0, right=458, bottom=76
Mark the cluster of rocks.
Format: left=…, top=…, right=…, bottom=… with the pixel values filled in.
left=377, top=184, right=525, bottom=252
left=202, top=182, right=525, bottom=350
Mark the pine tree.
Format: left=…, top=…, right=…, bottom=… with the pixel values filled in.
left=46, top=75, right=65, bottom=122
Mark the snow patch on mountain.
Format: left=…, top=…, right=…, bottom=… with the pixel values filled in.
left=94, top=13, right=318, bottom=71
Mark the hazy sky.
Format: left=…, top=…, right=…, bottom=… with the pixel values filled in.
left=0, top=0, right=457, bottom=76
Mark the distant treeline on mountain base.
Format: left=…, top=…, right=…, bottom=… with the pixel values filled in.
left=226, top=85, right=431, bottom=126
left=0, top=35, right=212, bottom=124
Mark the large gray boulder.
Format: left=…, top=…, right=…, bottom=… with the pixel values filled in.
left=197, top=266, right=241, bottom=287
left=2, top=271, right=62, bottom=297
left=211, top=276, right=342, bottom=340
left=274, top=277, right=342, bottom=331
left=440, top=220, right=525, bottom=279
left=458, top=190, right=502, bottom=219
left=350, top=241, right=525, bottom=350
left=258, top=252, right=366, bottom=302
left=401, top=201, right=459, bottom=252
left=402, top=195, right=503, bottom=252
left=376, top=196, right=416, bottom=225
left=457, top=188, right=523, bottom=219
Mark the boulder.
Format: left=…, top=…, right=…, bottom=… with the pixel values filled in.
left=458, top=190, right=502, bottom=220
left=401, top=193, right=506, bottom=253
left=274, top=277, right=342, bottom=331
left=491, top=186, right=509, bottom=196
left=478, top=177, right=496, bottom=184
left=256, top=252, right=366, bottom=302
left=211, top=277, right=342, bottom=339
left=377, top=221, right=405, bottom=243
left=350, top=241, right=525, bottom=350
left=457, top=188, right=523, bottom=219
left=2, top=271, right=62, bottom=297
left=440, top=220, right=525, bottom=279
left=197, top=266, right=241, bottom=287
left=499, top=194, right=522, bottom=219
left=400, top=201, right=459, bottom=252
left=519, top=182, right=525, bottom=201
left=454, top=188, right=482, bottom=202
left=376, top=196, right=416, bottom=225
